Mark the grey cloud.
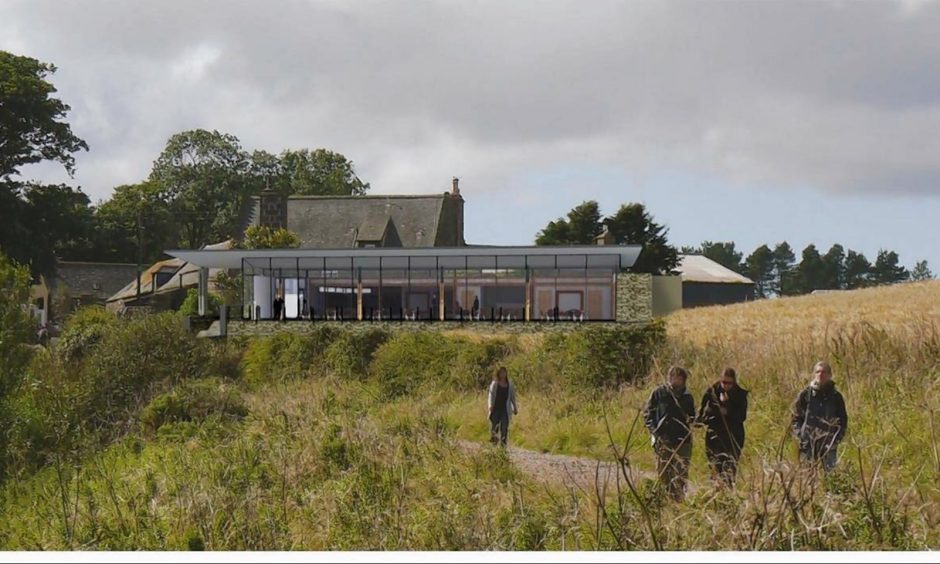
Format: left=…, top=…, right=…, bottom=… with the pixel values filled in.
left=3, top=0, right=940, bottom=201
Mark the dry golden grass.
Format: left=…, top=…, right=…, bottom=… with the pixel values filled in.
left=667, top=280, right=940, bottom=347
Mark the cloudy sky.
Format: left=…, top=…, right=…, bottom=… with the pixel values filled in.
left=3, top=0, right=940, bottom=267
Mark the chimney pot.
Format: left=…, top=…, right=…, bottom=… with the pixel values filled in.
left=451, top=177, right=460, bottom=195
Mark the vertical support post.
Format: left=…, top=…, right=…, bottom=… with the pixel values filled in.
left=524, top=256, right=531, bottom=322
left=197, top=266, right=209, bottom=317
left=357, top=268, right=363, bottom=321
left=438, top=265, right=445, bottom=321
left=378, top=256, right=383, bottom=317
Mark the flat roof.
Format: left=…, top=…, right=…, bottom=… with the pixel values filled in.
left=165, top=245, right=642, bottom=271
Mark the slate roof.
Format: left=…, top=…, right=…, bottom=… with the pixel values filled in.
left=245, top=194, right=456, bottom=248
left=51, top=261, right=139, bottom=302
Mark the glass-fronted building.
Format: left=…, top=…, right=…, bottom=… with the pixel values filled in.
left=166, top=245, right=643, bottom=323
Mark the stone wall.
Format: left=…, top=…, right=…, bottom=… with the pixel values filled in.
left=615, top=272, right=653, bottom=323
left=227, top=319, right=644, bottom=338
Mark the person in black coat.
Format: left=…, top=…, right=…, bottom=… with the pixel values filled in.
left=644, top=366, right=696, bottom=501
left=791, top=361, right=848, bottom=472
left=697, top=367, right=748, bottom=486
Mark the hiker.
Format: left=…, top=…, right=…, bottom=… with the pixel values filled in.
left=644, top=366, right=696, bottom=501
left=791, top=361, right=848, bottom=472
left=697, top=367, right=748, bottom=486
left=488, top=366, right=518, bottom=447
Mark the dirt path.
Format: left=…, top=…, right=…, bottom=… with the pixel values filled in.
left=458, top=439, right=656, bottom=493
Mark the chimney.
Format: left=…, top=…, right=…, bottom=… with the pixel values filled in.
left=451, top=177, right=460, bottom=196
left=259, top=186, right=288, bottom=229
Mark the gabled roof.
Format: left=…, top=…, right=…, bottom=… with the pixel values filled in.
left=677, top=255, right=754, bottom=284
left=356, top=213, right=395, bottom=243
left=108, top=240, right=233, bottom=303
left=246, top=194, right=454, bottom=248
left=51, top=261, right=139, bottom=301
left=107, top=258, right=184, bottom=302
left=152, top=240, right=231, bottom=293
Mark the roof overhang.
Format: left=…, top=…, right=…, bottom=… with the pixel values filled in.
left=165, top=245, right=642, bottom=271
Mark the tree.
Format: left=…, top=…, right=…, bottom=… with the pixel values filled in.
left=0, top=251, right=35, bottom=397
left=0, top=51, right=88, bottom=181
left=535, top=201, right=678, bottom=274
left=1, top=183, right=97, bottom=276
left=871, top=249, right=909, bottom=285
left=911, top=260, right=934, bottom=282
left=745, top=244, right=775, bottom=298
left=604, top=203, right=679, bottom=275
left=795, top=244, right=826, bottom=294
left=699, top=241, right=745, bottom=274
left=844, top=250, right=872, bottom=289
left=771, top=242, right=797, bottom=296
left=277, top=149, right=370, bottom=195
left=820, top=244, right=846, bottom=290
left=150, top=129, right=251, bottom=249
left=92, top=181, right=175, bottom=264
left=235, top=226, right=301, bottom=249
left=535, top=200, right=603, bottom=245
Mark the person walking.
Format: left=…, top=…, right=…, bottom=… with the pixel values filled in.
left=698, top=367, right=748, bottom=486
left=488, top=367, right=518, bottom=447
left=791, top=361, right=848, bottom=472
left=644, top=366, right=696, bottom=501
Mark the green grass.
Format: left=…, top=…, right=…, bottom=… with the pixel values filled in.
left=1, top=287, right=940, bottom=550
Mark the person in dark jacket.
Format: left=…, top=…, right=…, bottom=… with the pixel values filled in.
left=791, top=361, right=848, bottom=472
left=697, top=367, right=748, bottom=486
left=644, top=366, right=696, bottom=501
left=488, top=367, right=518, bottom=446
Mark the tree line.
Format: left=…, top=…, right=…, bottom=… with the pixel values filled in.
left=536, top=200, right=934, bottom=296
left=0, top=50, right=369, bottom=278
left=682, top=241, right=933, bottom=297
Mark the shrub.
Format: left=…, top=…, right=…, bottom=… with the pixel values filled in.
left=370, top=333, right=515, bottom=397
left=450, top=338, right=516, bottom=390
left=370, top=332, right=455, bottom=398
left=241, top=326, right=338, bottom=386
left=561, top=322, right=666, bottom=388
left=323, top=328, right=390, bottom=379
left=62, top=305, right=117, bottom=333
left=76, top=313, right=210, bottom=436
left=57, top=324, right=110, bottom=362
left=178, top=288, right=223, bottom=317
left=139, top=379, right=248, bottom=435
left=3, top=349, right=89, bottom=474
left=205, top=341, right=244, bottom=380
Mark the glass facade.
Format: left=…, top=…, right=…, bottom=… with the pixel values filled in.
left=238, top=250, right=624, bottom=322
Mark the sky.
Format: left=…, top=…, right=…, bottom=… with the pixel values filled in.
left=3, top=0, right=940, bottom=268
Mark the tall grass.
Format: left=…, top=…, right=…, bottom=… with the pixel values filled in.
left=1, top=282, right=939, bottom=549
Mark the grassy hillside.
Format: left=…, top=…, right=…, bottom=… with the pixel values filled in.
left=1, top=283, right=939, bottom=550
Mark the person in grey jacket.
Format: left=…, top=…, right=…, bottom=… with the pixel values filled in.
left=488, top=367, right=518, bottom=446
left=791, top=361, right=848, bottom=472
left=644, top=366, right=696, bottom=501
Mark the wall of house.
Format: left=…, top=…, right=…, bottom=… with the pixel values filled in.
left=652, top=275, right=683, bottom=317
left=682, top=282, right=755, bottom=308
left=615, top=272, right=653, bottom=323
